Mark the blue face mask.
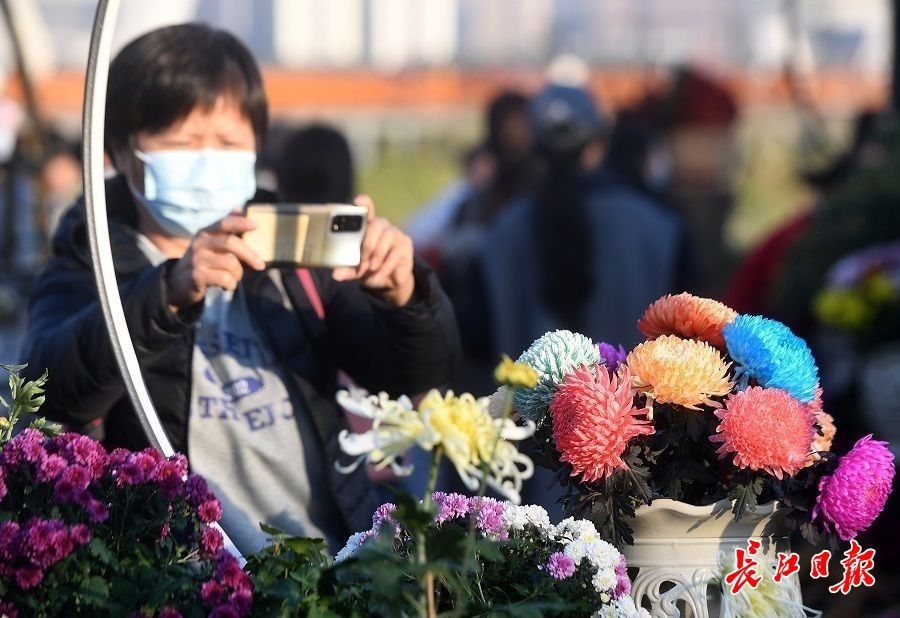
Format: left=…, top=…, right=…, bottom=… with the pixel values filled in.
left=134, top=149, right=257, bottom=238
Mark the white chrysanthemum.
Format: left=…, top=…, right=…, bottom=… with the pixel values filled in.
left=555, top=517, right=599, bottom=542
left=504, top=504, right=553, bottom=533
left=336, top=388, right=438, bottom=475
left=522, top=505, right=552, bottom=532
left=334, top=530, right=369, bottom=563
left=563, top=539, right=592, bottom=565
left=592, top=569, right=617, bottom=593
left=515, top=330, right=600, bottom=424
left=502, top=504, right=530, bottom=531
left=584, top=539, right=621, bottom=570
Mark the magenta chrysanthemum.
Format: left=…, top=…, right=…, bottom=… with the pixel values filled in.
left=543, top=552, right=576, bottom=580
left=550, top=365, right=654, bottom=483
left=813, top=435, right=895, bottom=541
left=711, top=387, right=815, bottom=480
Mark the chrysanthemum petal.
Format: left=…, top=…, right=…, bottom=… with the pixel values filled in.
left=514, top=330, right=600, bottom=424
left=551, top=365, right=654, bottom=483
left=626, top=335, right=733, bottom=409
left=813, top=435, right=895, bottom=540
left=723, top=315, right=819, bottom=403
left=639, top=293, right=737, bottom=347
left=712, top=387, right=815, bottom=478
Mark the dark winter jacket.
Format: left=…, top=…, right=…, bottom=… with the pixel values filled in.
left=23, top=175, right=460, bottom=534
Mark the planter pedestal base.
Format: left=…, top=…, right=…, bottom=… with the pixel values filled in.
left=622, top=499, right=803, bottom=617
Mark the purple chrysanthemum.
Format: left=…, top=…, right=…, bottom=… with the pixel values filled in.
left=53, top=465, right=91, bottom=503
left=0, top=466, right=6, bottom=502
left=198, top=499, right=223, bottom=524
left=372, top=502, right=397, bottom=532
left=60, top=435, right=107, bottom=479
left=813, top=435, right=895, bottom=540
left=614, top=554, right=631, bottom=598
left=432, top=492, right=471, bottom=523
left=200, top=527, right=224, bottom=557
left=597, top=342, right=627, bottom=373
left=35, top=453, right=67, bottom=484
left=471, top=497, right=506, bottom=537
left=543, top=552, right=576, bottom=580
left=185, top=474, right=210, bottom=506
left=1, top=429, right=45, bottom=467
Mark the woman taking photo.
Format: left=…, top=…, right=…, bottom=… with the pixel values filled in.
left=23, top=23, right=460, bottom=554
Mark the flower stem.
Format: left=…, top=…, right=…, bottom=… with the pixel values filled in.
left=422, top=446, right=442, bottom=509
left=418, top=447, right=442, bottom=618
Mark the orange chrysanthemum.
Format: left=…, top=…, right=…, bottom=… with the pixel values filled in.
left=626, top=335, right=733, bottom=410
left=638, top=293, right=737, bottom=348
left=711, top=387, right=816, bottom=480
left=550, top=365, right=654, bottom=483
left=805, top=385, right=835, bottom=465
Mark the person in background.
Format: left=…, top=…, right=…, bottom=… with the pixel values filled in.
left=656, top=66, right=739, bottom=297
left=276, top=124, right=355, bottom=204
left=22, top=23, right=459, bottom=555
left=406, top=90, right=536, bottom=271
left=453, top=85, right=684, bottom=515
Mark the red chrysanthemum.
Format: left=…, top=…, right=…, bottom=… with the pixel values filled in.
left=638, top=293, right=737, bottom=348
left=711, top=387, right=816, bottom=479
left=550, top=365, right=654, bottom=483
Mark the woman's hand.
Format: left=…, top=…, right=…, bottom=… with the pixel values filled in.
left=165, top=214, right=266, bottom=311
left=333, top=195, right=416, bottom=307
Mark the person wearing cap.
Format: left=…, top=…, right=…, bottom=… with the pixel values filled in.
left=464, top=84, right=685, bottom=360
left=453, top=85, right=686, bottom=512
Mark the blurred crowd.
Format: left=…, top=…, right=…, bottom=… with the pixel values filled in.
left=2, top=54, right=899, bottom=614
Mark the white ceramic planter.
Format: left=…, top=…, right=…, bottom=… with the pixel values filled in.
left=623, top=498, right=803, bottom=617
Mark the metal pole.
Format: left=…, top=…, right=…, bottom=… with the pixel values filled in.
left=82, top=0, right=243, bottom=562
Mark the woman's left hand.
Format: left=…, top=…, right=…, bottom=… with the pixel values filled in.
left=332, top=195, right=416, bottom=307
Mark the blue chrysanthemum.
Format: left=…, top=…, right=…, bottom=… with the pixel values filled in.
left=514, top=330, right=600, bottom=424
left=723, top=315, right=819, bottom=403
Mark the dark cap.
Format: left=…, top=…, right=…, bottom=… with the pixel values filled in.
left=530, top=85, right=607, bottom=154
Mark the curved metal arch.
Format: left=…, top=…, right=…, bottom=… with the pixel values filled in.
left=82, top=0, right=242, bottom=561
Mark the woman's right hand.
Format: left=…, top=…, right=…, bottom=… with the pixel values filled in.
left=165, top=214, right=266, bottom=311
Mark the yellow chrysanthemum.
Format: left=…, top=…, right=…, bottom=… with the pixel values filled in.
left=336, top=388, right=535, bottom=503
left=638, top=293, right=737, bottom=348
left=627, top=335, right=733, bottom=410
left=494, top=355, right=539, bottom=389
left=419, top=390, right=535, bottom=503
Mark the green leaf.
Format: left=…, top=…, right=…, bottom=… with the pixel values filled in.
left=89, top=538, right=116, bottom=565
left=283, top=536, right=328, bottom=557
left=728, top=475, right=763, bottom=520
left=78, top=575, right=111, bottom=605
left=259, top=522, right=288, bottom=537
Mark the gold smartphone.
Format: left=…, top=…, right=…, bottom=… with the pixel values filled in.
left=242, top=203, right=368, bottom=268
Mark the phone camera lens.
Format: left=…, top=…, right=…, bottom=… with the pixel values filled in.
left=331, top=215, right=363, bottom=233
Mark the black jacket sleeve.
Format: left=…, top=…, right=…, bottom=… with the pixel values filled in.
left=316, top=258, right=460, bottom=396
left=22, top=256, right=200, bottom=426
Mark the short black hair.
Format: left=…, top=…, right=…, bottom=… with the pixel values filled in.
left=276, top=124, right=355, bottom=204
left=105, top=23, right=268, bottom=157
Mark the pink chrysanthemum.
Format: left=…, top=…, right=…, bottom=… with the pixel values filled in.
left=638, top=293, right=737, bottom=348
left=711, top=387, right=815, bottom=480
left=627, top=335, right=733, bottom=410
left=813, top=435, right=895, bottom=541
left=550, top=365, right=654, bottom=483
left=542, top=552, right=576, bottom=580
